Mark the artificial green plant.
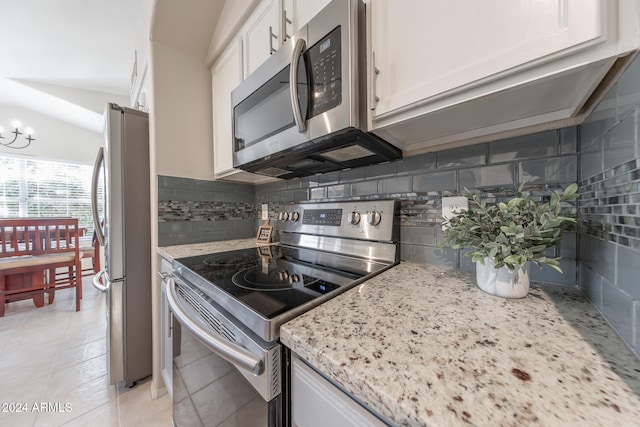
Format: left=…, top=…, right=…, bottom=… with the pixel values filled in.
left=440, top=183, right=579, bottom=272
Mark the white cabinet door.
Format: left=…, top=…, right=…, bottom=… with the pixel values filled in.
left=159, top=258, right=173, bottom=398
left=243, top=0, right=280, bottom=77
left=212, top=39, right=243, bottom=178
left=370, top=0, right=606, bottom=119
left=291, top=357, right=387, bottom=427
left=284, top=0, right=332, bottom=34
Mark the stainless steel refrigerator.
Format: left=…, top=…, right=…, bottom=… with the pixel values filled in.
left=91, top=103, right=152, bottom=387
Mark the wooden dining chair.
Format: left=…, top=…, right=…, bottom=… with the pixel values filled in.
left=79, top=229, right=100, bottom=277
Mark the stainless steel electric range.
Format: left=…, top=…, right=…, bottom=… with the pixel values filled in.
left=166, top=200, right=398, bottom=427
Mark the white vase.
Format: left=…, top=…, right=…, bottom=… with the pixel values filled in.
left=475, top=258, right=530, bottom=298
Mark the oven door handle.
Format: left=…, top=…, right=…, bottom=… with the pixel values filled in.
left=166, top=276, right=265, bottom=376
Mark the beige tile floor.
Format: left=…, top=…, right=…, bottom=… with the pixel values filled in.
left=0, top=277, right=172, bottom=427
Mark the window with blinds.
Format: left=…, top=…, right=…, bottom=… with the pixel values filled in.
left=0, top=156, right=103, bottom=234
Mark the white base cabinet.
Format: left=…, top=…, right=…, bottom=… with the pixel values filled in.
left=159, top=258, right=174, bottom=398
left=291, top=356, right=387, bottom=427
left=368, top=0, right=640, bottom=154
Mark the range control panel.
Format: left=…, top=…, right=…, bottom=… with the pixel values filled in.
left=276, top=200, right=397, bottom=242
left=302, top=208, right=342, bottom=226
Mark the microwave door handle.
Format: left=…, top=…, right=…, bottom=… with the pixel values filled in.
left=91, top=146, right=105, bottom=246
left=289, top=38, right=307, bottom=133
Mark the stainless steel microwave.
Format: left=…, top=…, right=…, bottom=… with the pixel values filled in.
left=231, top=0, right=401, bottom=179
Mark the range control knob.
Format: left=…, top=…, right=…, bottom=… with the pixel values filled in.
left=279, top=270, right=289, bottom=281
left=278, top=211, right=289, bottom=221
left=289, top=274, right=300, bottom=284
left=347, top=211, right=361, bottom=225
left=367, top=211, right=382, bottom=226
left=290, top=211, right=300, bottom=222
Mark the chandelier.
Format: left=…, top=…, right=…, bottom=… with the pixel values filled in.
left=0, top=120, right=35, bottom=149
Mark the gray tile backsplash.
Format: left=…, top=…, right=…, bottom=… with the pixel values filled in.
left=577, top=52, right=640, bottom=357
left=436, top=144, right=486, bottom=168
left=459, top=163, right=515, bottom=188
left=559, top=127, right=578, bottom=154
left=602, top=277, right=635, bottom=347
left=604, top=111, right=637, bottom=171
left=413, top=170, right=457, bottom=192
left=157, top=175, right=256, bottom=246
left=255, top=127, right=578, bottom=286
left=378, top=176, right=412, bottom=194
left=488, top=130, right=556, bottom=162
left=518, top=156, right=577, bottom=184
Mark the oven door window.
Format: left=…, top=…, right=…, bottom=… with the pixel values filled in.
left=234, top=61, right=309, bottom=152
left=172, top=316, right=280, bottom=427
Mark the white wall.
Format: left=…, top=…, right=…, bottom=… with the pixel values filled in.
left=150, top=42, right=215, bottom=180
left=147, top=38, right=216, bottom=399
left=0, top=105, right=102, bottom=164
left=0, top=83, right=129, bottom=164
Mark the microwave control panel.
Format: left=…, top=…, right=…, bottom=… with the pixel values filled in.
left=308, top=26, right=342, bottom=118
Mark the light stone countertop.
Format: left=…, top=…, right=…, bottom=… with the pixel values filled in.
left=157, top=238, right=266, bottom=262
left=280, top=262, right=640, bottom=427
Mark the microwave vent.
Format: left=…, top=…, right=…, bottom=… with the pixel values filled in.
left=320, top=145, right=376, bottom=162
left=257, top=167, right=290, bottom=177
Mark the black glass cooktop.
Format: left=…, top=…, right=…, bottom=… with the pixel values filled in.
left=174, top=245, right=388, bottom=321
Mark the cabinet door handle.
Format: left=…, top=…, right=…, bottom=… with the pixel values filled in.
left=269, top=26, right=278, bottom=54
left=282, top=10, right=292, bottom=42
left=159, top=272, right=173, bottom=338
left=370, top=51, right=380, bottom=110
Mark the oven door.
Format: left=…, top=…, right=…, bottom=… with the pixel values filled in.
left=167, top=275, right=284, bottom=427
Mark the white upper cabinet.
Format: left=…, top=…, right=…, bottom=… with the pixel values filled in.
left=242, top=0, right=332, bottom=77
left=284, top=0, right=332, bottom=34
left=368, top=0, right=640, bottom=154
left=211, top=39, right=275, bottom=183
left=212, top=39, right=242, bottom=178
left=243, top=0, right=281, bottom=77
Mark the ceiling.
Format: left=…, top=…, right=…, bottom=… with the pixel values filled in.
left=0, top=0, right=229, bottom=137
left=0, top=0, right=150, bottom=134
left=0, top=0, right=146, bottom=94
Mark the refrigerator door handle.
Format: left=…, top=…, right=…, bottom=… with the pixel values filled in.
left=92, top=270, right=109, bottom=292
left=91, top=146, right=105, bottom=246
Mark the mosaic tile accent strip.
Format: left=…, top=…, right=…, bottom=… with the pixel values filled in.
left=579, top=158, right=640, bottom=250
left=158, top=201, right=256, bottom=222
